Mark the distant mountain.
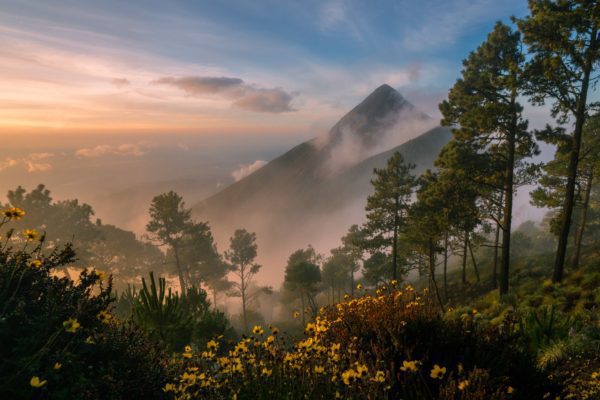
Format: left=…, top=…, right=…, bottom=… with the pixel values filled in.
left=192, top=84, right=451, bottom=284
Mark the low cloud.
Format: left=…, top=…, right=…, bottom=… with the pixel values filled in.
left=152, top=75, right=296, bottom=113
left=76, top=143, right=149, bottom=158
left=0, top=158, right=18, bottom=172
left=231, top=160, right=267, bottom=182
left=110, top=78, right=131, bottom=88
left=26, top=161, right=52, bottom=172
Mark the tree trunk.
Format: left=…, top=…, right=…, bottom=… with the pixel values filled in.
left=392, top=196, right=399, bottom=280
left=443, top=231, right=449, bottom=301
left=462, top=231, right=468, bottom=285
left=499, top=87, right=517, bottom=296
left=350, top=267, right=355, bottom=297
left=173, top=244, right=186, bottom=294
left=492, top=222, right=501, bottom=289
left=241, top=265, right=248, bottom=334
left=429, top=238, right=445, bottom=312
left=468, top=238, right=480, bottom=283
left=300, top=291, right=306, bottom=326
left=553, top=28, right=597, bottom=283
left=572, top=167, right=594, bottom=269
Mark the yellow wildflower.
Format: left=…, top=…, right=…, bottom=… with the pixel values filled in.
left=85, top=336, right=95, bottom=344
left=30, top=376, right=47, bottom=388
left=3, top=207, right=25, bottom=220
left=430, top=364, right=446, bottom=379
left=29, top=259, right=42, bottom=269
left=400, top=360, right=420, bottom=372
left=342, top=369, right=357, bottom=385
left=458, top=380, right=469, bottom=391
left=23, top=229, right=40, bottom=241
left=62, top=318, right=80, bottom=333
left=293, top=311, right=300, bottom=319
left=356, top=283, right=363, bottom=290
left=252, top=325, right=264, bottom=335
left=97, top=310, right=111, bottom=324
left=314, top=365, right=325, bottom=374
left=183, top=345, right=193, bottom=358
left=163, top=383, right=176, bottom=392
left=207, top=339, right=219, bottom=351
left=261, top=367, right=272, bottom=377
left=53, top=362, right=62, bottom=370
left=373, top=370, right=385, bottom=383
left=507, top=386, right=515, bottom=394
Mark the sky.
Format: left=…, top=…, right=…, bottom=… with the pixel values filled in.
left=0, top=0, right=530, bottom=137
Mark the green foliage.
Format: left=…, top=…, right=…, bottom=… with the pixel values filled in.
left=125, top=272, right=232, bottom=351
left=0, top=225, right=170, bottom=399
left=225, top=229, right=269, bottom=333
left=283, top=247, right=321, bottom=322
left=363, top=151, right=416, bottom=280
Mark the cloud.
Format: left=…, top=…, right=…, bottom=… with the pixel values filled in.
left=26, top=161, right=52, bottom=172
left=110, top=77, right=130, bottom=88
left=231, top=160, right=267, bottom=181
left=233, top=88, right=295, bottom=113
left=76, top=143, right=149, bottom=157
left=0, top=158, right=18, bottom=172
left=28, top=152, right=54, bottom=161
left=153, top=75, right=296, bottom=113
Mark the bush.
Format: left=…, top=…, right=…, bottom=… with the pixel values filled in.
left=0, top=216, right=171, bottom=399
left=164, top=285, right=554, bottom=399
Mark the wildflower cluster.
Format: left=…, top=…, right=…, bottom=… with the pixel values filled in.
left=165, top=284, right=540, bottom=399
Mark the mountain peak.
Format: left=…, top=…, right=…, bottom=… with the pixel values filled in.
left=328, top=84, right=415, bottom=148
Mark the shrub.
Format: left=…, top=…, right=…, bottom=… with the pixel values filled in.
left=0, top=215, right=171, bottom=399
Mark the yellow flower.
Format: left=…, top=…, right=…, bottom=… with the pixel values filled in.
left=271, top=327, right=279, bottom=335
left=163, top=383, right=176, bottom=392
left=265, top=335, right=275, bottom=344
left=356, top=283, right=363, bottom=290
left=342, top=369, right=357, bottom=385
left=458, top=380, right=469, bottom=391
left=305, top=323, right=316, bottom=336
left=29, top=259, right=42, bottom=269
left=183, top=345, right=193, bottom=358
left=355, top=363, right=368, bottom=378
left=261, top=367, right=273, bottom=377
left=2, top=207, right=25, bottom=220
left=207, top=339, right=219, bottom=351
left=293, top=311, right=300, bottom=319
left=53, top=362, right=62, bottom=370
left=97, top=310, right=112, bottom=324
left=507, top=386, right=515, bottom=394
left=252, top=325, right=264, bottom=335
left=62, top=318, right=80, bottom=333
left=85, top=336, right=95, bottom=344
left=23, top=229, right=40, bottom=241
left=30, top=376, right=47, bottom=388
left=372, top=370, right=385, bottom=383
left=400, top=360, right=420, bottom=372
left=391, top=279, right=398, bottom=287
left=430, top=364, right=446, bottom=379
left=95, top=270, right=106, bottom=281
left=314, top=365, right=325, bottom=374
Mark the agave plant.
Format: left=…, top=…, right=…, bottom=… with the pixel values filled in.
left=131, top=272, right=192, bottom=349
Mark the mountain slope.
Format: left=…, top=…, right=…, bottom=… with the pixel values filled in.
left=192, top=85, right=451, bottom=283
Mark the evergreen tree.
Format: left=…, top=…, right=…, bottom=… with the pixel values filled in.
left=531, top=113, right=600, bottom=269
left=517, top=0, right=600, bottom=282
left=440, top=22, right=538, bottom=295
left=224, top=229, right=267, bottom=333
left=146, top=191, right=193, bottom=292
left=363, top=152, right=416, bottom=281
left=283, top=247, right=321, bottom=325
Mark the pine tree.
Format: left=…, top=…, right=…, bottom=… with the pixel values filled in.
left=517, top=0, right=600, bottom=282
left=440, top=22, right=538, bottom=295
left=363, top=152, right=416, bottom=281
